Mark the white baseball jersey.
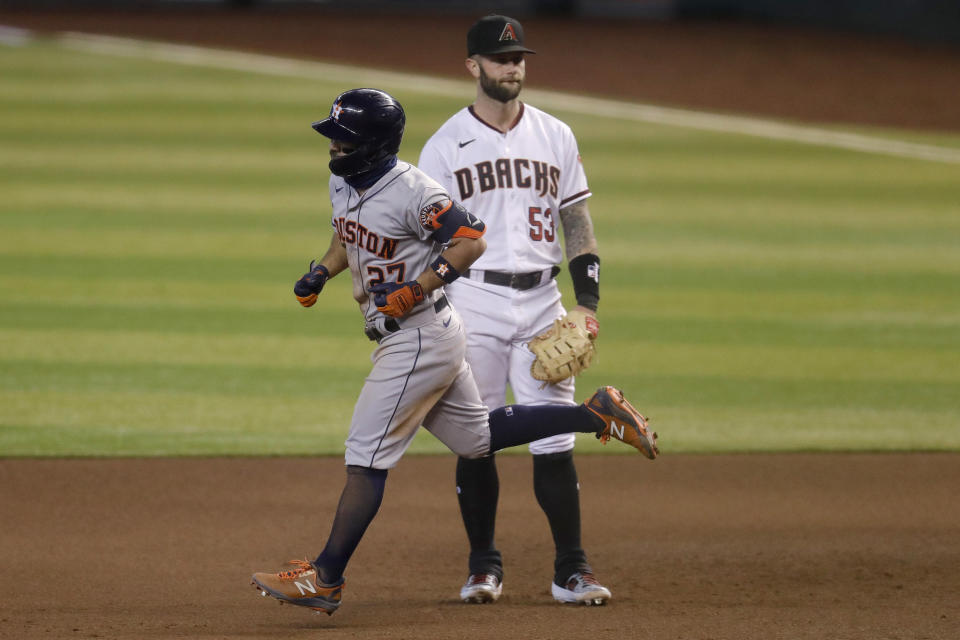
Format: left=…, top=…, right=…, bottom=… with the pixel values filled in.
left=419, top=102, right=591, bottom=455
left=328, top=160, right=490, bottom=469
left=418, top=103, right=591, bottom=273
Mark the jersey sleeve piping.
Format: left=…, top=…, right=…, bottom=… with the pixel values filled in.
left=559, top=189, right=592, bottom=208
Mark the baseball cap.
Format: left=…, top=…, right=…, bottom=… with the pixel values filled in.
left=467, top=15, right=536, bottom=56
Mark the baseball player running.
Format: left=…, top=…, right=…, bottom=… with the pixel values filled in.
left=419, top=15, right=658, bottom=606
left=250, top=88, right=657, bottom=615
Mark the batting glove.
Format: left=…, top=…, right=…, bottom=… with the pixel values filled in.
left=294, top=261, right=330, bottom=307
left=369, top=281, right=424, bottom=318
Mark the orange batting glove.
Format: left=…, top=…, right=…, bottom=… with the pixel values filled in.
left=369, top=281, right=424, bottom=318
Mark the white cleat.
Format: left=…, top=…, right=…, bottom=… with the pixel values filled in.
left=551, top=572, right=612, bottom=606
left=460, top=573, right=502, bottom=604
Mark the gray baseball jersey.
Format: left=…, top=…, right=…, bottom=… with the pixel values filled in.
left=329, top=160, right=490, bottom=469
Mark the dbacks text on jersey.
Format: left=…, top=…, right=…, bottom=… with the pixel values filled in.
left=454, top=158, right=560, bottom=201
left=334, top=216, right=399, bottom=259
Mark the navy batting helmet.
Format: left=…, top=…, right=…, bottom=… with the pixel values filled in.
left=312, top=88, right=406, bottom=178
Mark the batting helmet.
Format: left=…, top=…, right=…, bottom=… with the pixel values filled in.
left=312, top=88, right=406, bottom=178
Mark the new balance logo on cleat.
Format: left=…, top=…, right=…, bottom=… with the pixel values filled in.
left=584, top=386, right=659, bottom=459
left=609, top=422, right=625, bottom=441
left=251, top=559, right=344, bottom=615
left=295, top=579, right=317, bottom=595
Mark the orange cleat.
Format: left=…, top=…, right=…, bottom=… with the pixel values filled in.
left=583, top=386, right=659, bottom=459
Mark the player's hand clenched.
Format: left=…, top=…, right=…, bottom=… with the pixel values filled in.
left=369, top=281, right=424, bottom=318
left=294, top=261, right=330, bottom=307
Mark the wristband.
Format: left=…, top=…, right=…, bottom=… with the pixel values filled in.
left=569, top=253, right=600, bottom=311
left=430, top=255, right=461, bottom=284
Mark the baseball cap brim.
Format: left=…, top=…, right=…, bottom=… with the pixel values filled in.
left=474, top=43, right=536, bottom=55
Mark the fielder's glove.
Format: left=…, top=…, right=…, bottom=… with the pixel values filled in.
left=294, top=260, right=330, bottom=307
left=369, top=280, right=424, bottom=318
left=528, top=309, right=599, bottom=384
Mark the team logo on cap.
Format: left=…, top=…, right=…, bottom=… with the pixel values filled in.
left=499, top=23, right=518, bottom=42
left=332, top=101, right=343, bottom=121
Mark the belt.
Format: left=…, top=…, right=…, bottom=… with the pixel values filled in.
left=466, top=266, right=560, bottom=291
left=364, top=295, right=449, bottom=342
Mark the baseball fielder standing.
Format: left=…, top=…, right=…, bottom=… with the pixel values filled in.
left=419, top=15, right=657, bottom=606
left=250, top=88, right=657, bottom=615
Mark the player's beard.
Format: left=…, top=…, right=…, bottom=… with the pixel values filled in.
left=479, top=66, right=523, bottom=103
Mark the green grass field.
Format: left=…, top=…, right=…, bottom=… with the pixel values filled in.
left=1, top=39, right=959, bottom=456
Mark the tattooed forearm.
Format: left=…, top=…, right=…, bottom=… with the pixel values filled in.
left=558, top=200, right=598, bottom=259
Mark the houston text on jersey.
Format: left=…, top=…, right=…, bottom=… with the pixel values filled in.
left=334, top=217, right=399, bottom=260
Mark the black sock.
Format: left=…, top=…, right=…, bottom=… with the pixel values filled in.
left=313, top=465, right=388, bottom=584
left=533, top=451, right=590, bottom=584
left=489, top=404, right=602, bottom=453
left=456, top=455, right=503, bottom=579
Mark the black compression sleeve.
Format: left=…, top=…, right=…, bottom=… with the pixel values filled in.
left=568, top=253, right=600, bottom=311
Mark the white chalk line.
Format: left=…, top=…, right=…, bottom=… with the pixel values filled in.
left=29, top=30, right=960, bottom=165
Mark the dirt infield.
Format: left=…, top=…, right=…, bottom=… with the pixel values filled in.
left=2, top=454, right=958, bottom=639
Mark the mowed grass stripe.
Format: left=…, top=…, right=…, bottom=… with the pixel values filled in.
left=654, top=406, right=960, bottom=452
left=1, top=326, right=955, bottom=380
left=0, top=255, right=295, bottom=284
left=609, top=265, right=959, bottom=295
left=0, top=208, right=322, bottom=234
left=0, top=184, right=320, bottom=217
left=0, top=328, right=367, bottom=368
left=5, top=207, right=958, bottom=257
left=1, top=228, right=334, bottom=258
left=3, top=275, right=957, bottom=325
left=0, top=423, right=350, bottom=457
left=2, top=360, right=364, bottom=398
left=3, top=402, right=957, bottom=456
left=0, top=303, right=356, bottom=337
left=1, top=145, right=323, bottom=175
left=2, top=295, right=957, bottom=350
left=4, top=360, right=957, bottom=412
left=4, top=198, right=959, bottom=239
left=0, top=386, right=453, bottom=457
left=0, top=390, right=360, bottom=456
left=4, top=228, right=959, bottom=274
